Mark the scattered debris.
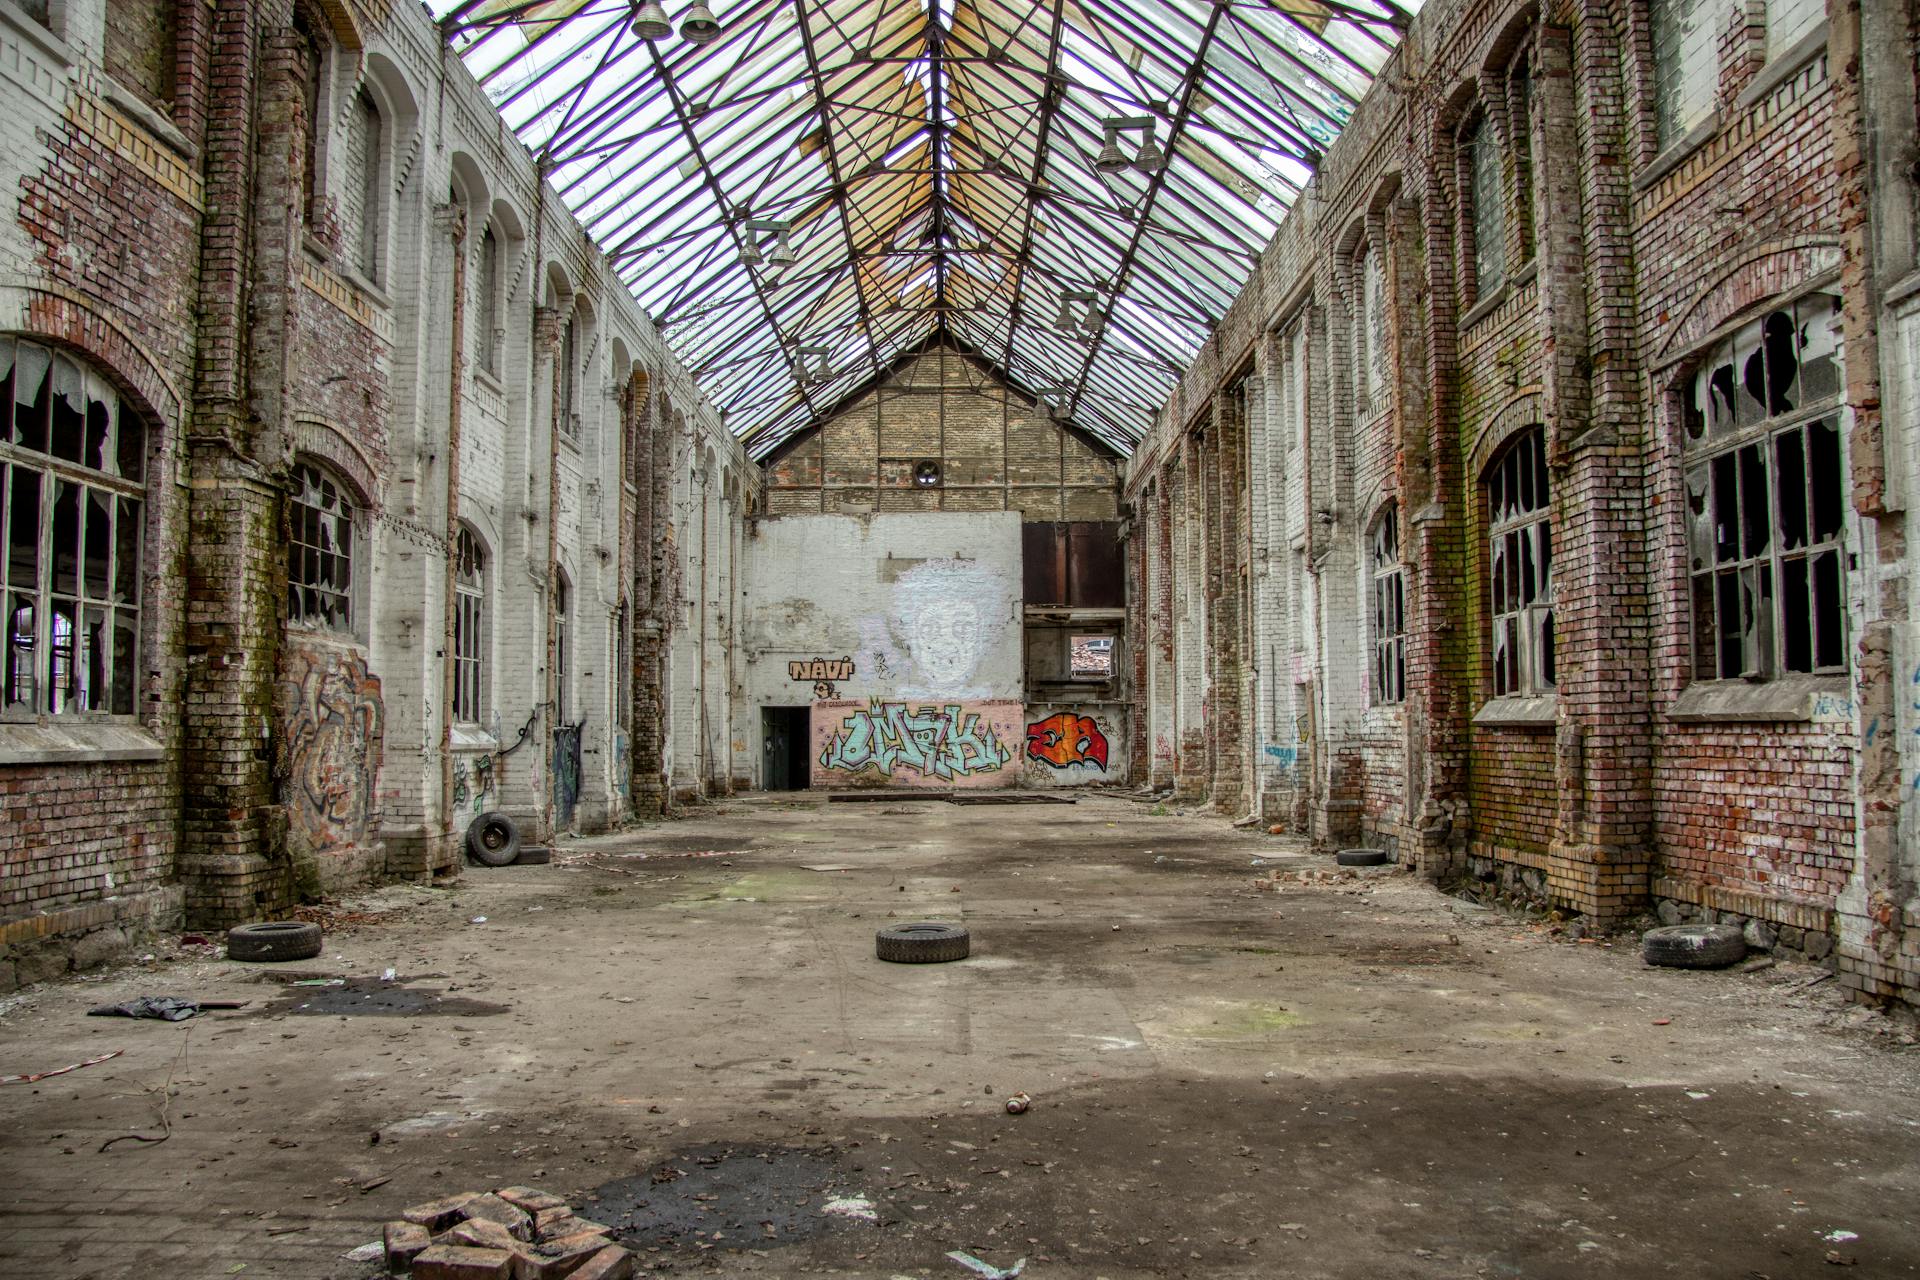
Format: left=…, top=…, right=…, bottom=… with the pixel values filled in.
left=340, top=1241, right=384, bottom=1263
left=1004, top=1092, right=1031, bottom=1115
left=802, top=864, right=860, bottom=872
left=2, top=1048, right=124, bottom=1086
left=470, top=916, right=489, bottom=925
left=821, top=1195, right=877, bottom=1222
left=382, top=1184, right=631, bottom=1279
left=88, top=996, right=203, bottom=1021
left=1642, top=924, right=1746, bottom=970
left=946, top=1250, right=1026, bottom=1279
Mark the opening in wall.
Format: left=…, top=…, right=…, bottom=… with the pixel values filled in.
left=1070, top=634, right=1114, bottom=680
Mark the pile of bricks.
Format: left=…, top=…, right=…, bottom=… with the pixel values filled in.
left=381, top=1186, right=631, bottom=1279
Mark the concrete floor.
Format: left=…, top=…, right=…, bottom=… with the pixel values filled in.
left=2, top=793, right=1918, bottom=1280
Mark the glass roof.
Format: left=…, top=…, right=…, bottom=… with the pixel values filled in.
left=433, top=0, right=1417, bottom=457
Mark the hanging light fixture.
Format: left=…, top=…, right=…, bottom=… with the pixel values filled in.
left=1030, top=387, right=1072, bottom=425
left=680, top=2, right=721, bottom=45
left=793, top=345, right=834, bottom=384
left=629, top=0, right=671, bottom=40
left=1054, top=290, right=1102, bottom=338
left=1094, top=116, right=1165, bottom=174
left=739, top=218, right=796, bottom=268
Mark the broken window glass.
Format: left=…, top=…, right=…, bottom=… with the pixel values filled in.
left=1370, top=505, right=1404, bottom=705
left=0, top=341, right=145, bottom=717
left=1485, top=428, right=1551, bottom=697
left=1684, top=299, right=1847, bottom=679
left=287, top=463, right=356, bottom=633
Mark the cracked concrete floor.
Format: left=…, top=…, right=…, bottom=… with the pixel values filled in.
left=2, top=793, right=1918, bottom=1279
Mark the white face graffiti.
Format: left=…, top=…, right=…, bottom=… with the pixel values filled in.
left=906, top=597, right=983, bottom=688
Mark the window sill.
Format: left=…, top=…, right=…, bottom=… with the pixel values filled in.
left=1667, top=674, right=1849, bottom=724
left=473, top=368, right=505, bottom=395
left=1634, top=112, right=1722, bottom=191
left=102, top=74, right=193, bottom=161
left=1459, top=282, right=1511, bottom=332
left=1735, top=23, right=1828, bottom=112
left=0, top=720, right=165, bottom=766
left=0, top=0, right=70, bottom=68
left=451, top=724, right=499, bottom=753
left=335, top=266, right=392, bottom=310
left=1472, top=693, right=1557, bottom=729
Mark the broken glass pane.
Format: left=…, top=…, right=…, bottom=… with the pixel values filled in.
left=1809, top=416, right=1842, bottom=544
left=1774, top=429, right=1806, bottom=551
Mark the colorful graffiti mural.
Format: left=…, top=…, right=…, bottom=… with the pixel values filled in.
left=276, top=647, right=384, bottom=851
left=790, top=655, right=855, bottom=699
left=1026, top=712, right=1110, bottom=770
left=813, top=698, right=1020, bottom=786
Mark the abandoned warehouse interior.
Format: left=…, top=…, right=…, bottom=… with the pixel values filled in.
left=2, top=0, right=1920, bottom=1271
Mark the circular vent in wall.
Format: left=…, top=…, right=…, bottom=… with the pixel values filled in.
left=912, top=460, right=942, bottom=488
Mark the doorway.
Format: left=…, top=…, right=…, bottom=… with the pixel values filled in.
left=762, top=706, right=812, bottom=791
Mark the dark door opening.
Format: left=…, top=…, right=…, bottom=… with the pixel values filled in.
left=762, top=706, right=812, bottom=791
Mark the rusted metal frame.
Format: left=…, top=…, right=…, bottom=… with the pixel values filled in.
left=1218, top=9, right=1370, bottom=115
left=642, top=36, right=825, bottom=431
left=1062, top=0, right=1197, bottom=115
left=1244, top=6, right=1380, bottom=86
left=483, top=5, right=622, bottom=101
left=440, top=0, right=583, bottom=39
left=1062, top=1, right=1226, bottom=426
left=980, top=0, right=1070, bottom=424
left=532, top=13, right=634, bottom=167
left=550, top=74, right=797, bottom=175
left=1025, top=178, right=1256, bottom=294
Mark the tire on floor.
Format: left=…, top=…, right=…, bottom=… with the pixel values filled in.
left=1641, top=923, right=1746, bottom=969
left=466, top=811, right=522, bottom=867
left=226, top=921, right=324, bottom=963
left=876, top=922, right=971, bottom=963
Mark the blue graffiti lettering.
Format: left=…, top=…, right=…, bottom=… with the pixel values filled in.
left=819, top=701, right=1014, bottom=781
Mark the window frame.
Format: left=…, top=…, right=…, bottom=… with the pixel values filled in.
left=348, top=86, right=387, bottom=286
left=1, top=339, right=147, bottom=723
left=1484, top=427, right=1554, bottom=698
left=1463, top=110, right=1508, bottom=303
left=553, top=568, right=572, bottom=724
left=556, top=313, right=579, bottom=441
left=1649, top=0, right=1718, bottom=151
left=1680, top=293, right=1848, bottom=684
left=285, top=460, right=362, bottom=638
left=1369, top=503, right=1406, bottom=706
left=478, top=223, right=502, bottom=378
left=452, top=524, right=488, bottom=725
left=1068, top=633, right=1115, bottom=682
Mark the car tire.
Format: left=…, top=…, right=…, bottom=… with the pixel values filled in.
left=1335, top=848, right=1389, bottom=867
left=876, top=922, right=971, bottom=963
left=466, top=812, right=522, bottom=867
left=1641, top=923, right=1746, bottom=969
left=226, top=921, right=324, bottom=963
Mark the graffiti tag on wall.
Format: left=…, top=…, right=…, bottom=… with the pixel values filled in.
left=1026, top=713, right=1109, bottom=770
left=276, top=647, right=384, bottom=851
left=815, top=699, right=1017, bottom=784
left=790, top=655, right=855, bottom=699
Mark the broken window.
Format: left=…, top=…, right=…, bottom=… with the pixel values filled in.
left=1467, top=115, right=1506, bottom=300
left=1507, top=56, right=1535, bottom=267
left=478, top=226, right=501, bottom=376
left=1, top=339, right=145, bottom=717
left=286, top=463, right=355, bottom=633
left=1685, top=294, right=1847, bottom=680
left=1370, top=504, right=1405, bottom=705
left=453, top=525, right=487, bottom=723
left=1485, top=428, right=1553, bottom=697
left=1070, top=634, right=1114, bottom=681
left=1651, top=0, right=1717, bottom=149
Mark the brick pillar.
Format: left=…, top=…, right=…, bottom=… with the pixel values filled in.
left=1150, top=467, right=1176, bottom=789
left=1172, top=441, right=1208, bottom=801
left=176, top=0, right=294, bottom=927
left=1209, top=392, right=1247, bottom=813
left=1538, top=18, right=1653, bottom=921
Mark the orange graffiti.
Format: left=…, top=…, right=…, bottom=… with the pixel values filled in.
left=1026, top=713, right=1109, bottom=770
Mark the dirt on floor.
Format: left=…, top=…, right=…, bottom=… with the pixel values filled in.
left=2, top=793, right=1917, bottom=1279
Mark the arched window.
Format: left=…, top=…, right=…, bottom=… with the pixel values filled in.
left=478, top=226, right=501, bottom=376
left=453, top=526, right=487, bottom=723
left=2, top=340, right=146, bottom=716
left=1370, top=505, right=1405, bottom=705
left=1486, top=428, right=1553, bottom=696
left=1465, top=113, right=1506, bottom=299
left=1355, top=242, right=1386, bottom=415
left=553, top=568, right=571, bottom=724
left=287, top=462, right=357, bottom=633
left=343, top=88, right=384, bottom=284
left=1683, top=293, right=1845, bottom=680
left=1650, top=0, right=1716, bottom=149
left=557, top=313, right=578, bottom=439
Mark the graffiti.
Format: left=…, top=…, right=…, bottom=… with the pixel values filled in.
left=1263, top=744, right=1299, bottom=767
left=790, top=655, right=855, bottom=700
left=612, top=729, right=630, bottom=797
left=817, top=699, right=1015, bottom=782
left=855, top=558, right=1015, bottom=699
left=1026, top=713, right=1110, bottom=770
left=454, top=754, right=496, bottom=815
left=276, top=647, right=384, bottom=851
left=553, top=721, right=583, bottom=829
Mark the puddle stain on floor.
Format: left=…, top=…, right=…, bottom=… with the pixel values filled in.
left=259, top=979, right=510, bottom=1017
left=585, top=1144, right=864, bottom=1252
